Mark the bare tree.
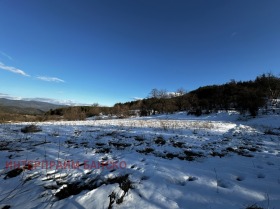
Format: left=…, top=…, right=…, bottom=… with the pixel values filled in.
left=92, top=103, right=99, bottom=107
left=176, top=88, right=186, bottom=96
left=149, top=88, right=160, bottom=98
left=158, top=89, right=168, bottom=99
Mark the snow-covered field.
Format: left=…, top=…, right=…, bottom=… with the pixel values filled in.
left=0, top=112, right=279, bottom=209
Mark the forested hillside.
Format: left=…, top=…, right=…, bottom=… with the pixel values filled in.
left=46, top=73, right=280, bottom=119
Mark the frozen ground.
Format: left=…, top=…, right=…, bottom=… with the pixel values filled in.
left=0, top=112, right=279, bottom=209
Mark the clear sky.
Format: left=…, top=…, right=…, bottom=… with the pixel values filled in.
left=0, top=0, right=280, bottom=106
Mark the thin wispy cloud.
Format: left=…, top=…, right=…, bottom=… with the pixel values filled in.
left=0, top=50, right=13, bottom=60
left=0, top=62, right=29, bottom=76
left=36, top=76, right=65, bottom=83
left=0, top=61, right=65, bottom=83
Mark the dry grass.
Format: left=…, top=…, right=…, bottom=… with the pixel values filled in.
left=0, top=113, right=62, bottom=123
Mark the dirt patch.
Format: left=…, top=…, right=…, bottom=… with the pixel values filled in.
left=136, top=147, right=154, bottom=154
left=21, top=125, right=42, bottom=133
left=107, top=174, right=134, bottom=206
left=96, top=142, right=106, bottom=147
left=109, top=141, right=131, bottom=149
left=210, top=151, right=227, bottom=158
left=0, top=142, right=10, bottom=151
left=163, top=153, right=179, bottom=159
left=223, top=147, right=255, bottom=158
left=154, top=137, right=166, bottom=145
left=183, top=150, right=204, bottom=161
left=54, top=173, right=133, bottom=203
left=245, top=204, right=264, bottom=209
left=172, top=141, right=185, bottom=148
left=95, top=147, right=111, bottom=153
left=134, top=136, right=145, bottom=142
left=4, top=168, right=23, bottom=179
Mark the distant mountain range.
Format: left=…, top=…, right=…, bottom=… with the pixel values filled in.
left=0, top=98, right=64, bottom=115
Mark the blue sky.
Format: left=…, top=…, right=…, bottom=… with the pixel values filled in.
left=0, top=0, right=280, bottom=106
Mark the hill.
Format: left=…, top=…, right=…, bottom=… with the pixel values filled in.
left=0, top=98, right=63, bottom=113
left=0, top=98, right=65, bottom=122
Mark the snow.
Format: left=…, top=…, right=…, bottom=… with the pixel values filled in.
left=0, top=112, right=279, bottom=209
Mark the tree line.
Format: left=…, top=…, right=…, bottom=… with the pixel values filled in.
left=46, top=73, right=280, bottom=119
